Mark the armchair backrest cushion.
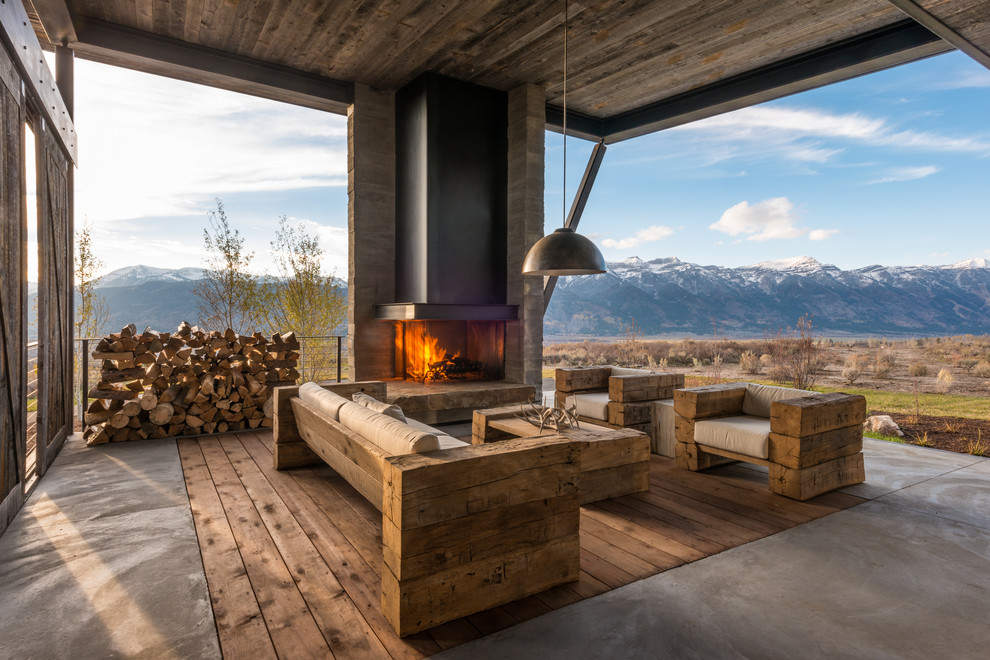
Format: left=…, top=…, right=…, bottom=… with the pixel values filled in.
left=299, top=382, right=350, bottom=420
left=338, top=401, right=441, bottom=455
left=742, top=383, right=813, bottom=418
left=609, top=366, right=653, bottom=377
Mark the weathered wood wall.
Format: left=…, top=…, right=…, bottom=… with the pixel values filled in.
left=0, top=40, right=26, bottom=534
left=0, top=15, right=75, bottom=534
left=35, top=125, right=73, bottom=471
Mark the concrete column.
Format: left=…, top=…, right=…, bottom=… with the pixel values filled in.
left=505, top=84, right=545, bottom=394
left=348, top=84, right=396, bottom=380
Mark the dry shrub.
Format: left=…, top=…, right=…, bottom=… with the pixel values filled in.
left=841, top=357, right=863, bottom=384
left=764, top=315, right=823, bottom=389
left=975, top=361, right=990, bottom=378
left=908, top=362, right=929, bottom=377
left=739, top=350, right=761, bottom=374
left=935, top=368, right=953, bottom=394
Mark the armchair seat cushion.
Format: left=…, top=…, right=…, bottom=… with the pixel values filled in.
left=695, top=415, right=772, bottom=459
left=565, top=392, right=611, bottom=421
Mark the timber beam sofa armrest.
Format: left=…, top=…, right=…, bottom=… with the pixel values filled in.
left=673, top=383, right=750, bottom=471
left=609, top=372, right=685, bottom=403
left=381, top=436, right=581, bottom=636
left=272, top=380, right=389, bottom=469
left=767, top=392, right=867, bottom=500
left=554, top=366, right=611, bottom=407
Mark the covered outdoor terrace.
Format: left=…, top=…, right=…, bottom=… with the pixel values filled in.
left=2, top=0, right=990, bottom=657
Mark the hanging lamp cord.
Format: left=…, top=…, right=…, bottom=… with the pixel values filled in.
left=562, top=0, right=568, bottom=228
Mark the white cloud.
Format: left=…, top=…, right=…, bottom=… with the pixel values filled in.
left=868, top=165, right=940, bottom=184
left=602, top=225, right=675, bottom=249
left=809, top=229, right=839, bottom=241
left=653, top=105, right=990, bottom=171
left=74, top=60, right=348, bottom=223
left=710, top=198, right=807, bottom=241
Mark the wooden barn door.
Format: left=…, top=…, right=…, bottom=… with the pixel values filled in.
left=0, top=39, right=27, bottom=533
left=34, top=122, right=73, bottom=473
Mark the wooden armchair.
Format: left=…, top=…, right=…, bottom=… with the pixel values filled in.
left=674, top=382, right=866, bottom=500
left=554, top=366, right=684, bottom=443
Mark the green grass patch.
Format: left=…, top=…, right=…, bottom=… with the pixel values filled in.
left=812, top=386, right=990, bottom=420
left=864, top=430, right=905, bottom=444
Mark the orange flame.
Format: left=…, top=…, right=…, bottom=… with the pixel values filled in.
left=404, top=324, right=460, bottom=381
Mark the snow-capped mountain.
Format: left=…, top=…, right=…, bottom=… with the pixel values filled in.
left=97, top=265, right=205, bottom=288
left=547, top=256, right=990, bottom=336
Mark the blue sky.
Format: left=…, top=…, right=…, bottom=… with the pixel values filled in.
left=63, top=50, right=990, bottom=278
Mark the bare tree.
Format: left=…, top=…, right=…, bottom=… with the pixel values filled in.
left=258, top=216, right=346, bottom=381
left=195, top=199, right=261, bottom=333
left=74, top=218, right=110, bottom=338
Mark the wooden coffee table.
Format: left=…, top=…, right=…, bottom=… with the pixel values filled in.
left=472, top=405, right=650, bottom=504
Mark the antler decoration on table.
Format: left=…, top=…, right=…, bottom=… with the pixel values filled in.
left=518, top=401, right=580, bottom=433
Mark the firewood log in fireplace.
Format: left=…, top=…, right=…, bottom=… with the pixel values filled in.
left=426, top=354, right=486, bottom=381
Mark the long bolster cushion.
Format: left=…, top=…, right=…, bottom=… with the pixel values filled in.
left=338, top=401, right=441, bottom=455
left=565, top=391, right=611, bottom=421
left=695, top=415, right=772, bottom=460
left=298, top=382, right=350, bottom=420
left=405, top=417, right=470, bottom=450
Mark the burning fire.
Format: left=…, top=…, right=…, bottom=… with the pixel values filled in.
left=404, top=327, right=460, bottom=381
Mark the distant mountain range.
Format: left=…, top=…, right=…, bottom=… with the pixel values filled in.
left=27, top=257, right=990, bottom=339
left=545, top=256, right=990, bottom=337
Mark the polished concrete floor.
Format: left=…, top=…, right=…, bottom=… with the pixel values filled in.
left=1, top=432, right=987, bottom=659
left=0, top=437, right=219, bottom=660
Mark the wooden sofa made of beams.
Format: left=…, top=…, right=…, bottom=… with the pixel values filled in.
left=273, top=381, right=580, bottom=637
left=674, top=382, right=867, bottom=500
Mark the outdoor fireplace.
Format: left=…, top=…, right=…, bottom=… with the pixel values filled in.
left=394, top=320, right=505, bottom=382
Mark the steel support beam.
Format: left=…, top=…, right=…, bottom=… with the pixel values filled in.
left=29, top=0, right=76, bottom=45
left=70, top=19, right=353, bottom=114
left=543, top=139, right=607, bottom=311
left=542, top=20, right=951, bottom=144
left=886, top=0, right=990, bottom=70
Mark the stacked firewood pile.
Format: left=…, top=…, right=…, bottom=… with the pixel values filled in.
left=83, top=322, right=300, bottom=446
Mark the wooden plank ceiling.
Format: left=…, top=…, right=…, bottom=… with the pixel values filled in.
left=25, top=1, right=990, bottom=140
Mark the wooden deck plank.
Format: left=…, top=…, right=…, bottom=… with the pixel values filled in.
left=178, top=430, right=864, bottom=658
left=217, top=435, right=391, bottom=660
left=196, top=438, right=332, bottom=659
left=580, top=514, right=684, bottom=572
left=238, top=433, right=440, bottom=660
left=176, top=439, right=277, bottom=660
left=638, top=483, right=774, bottom=539
left=579, top=547, right=638, bottom=589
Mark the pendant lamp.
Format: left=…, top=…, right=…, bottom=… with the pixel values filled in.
left=522, top=0, right=606, bottom=276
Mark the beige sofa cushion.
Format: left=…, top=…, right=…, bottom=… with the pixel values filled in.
left=298, top=383, right=350, bottom=420
left=695, top=415, right=772, bottom=459
left=652, top=399, right=676, bottom=458
left=566, top=392, right=611, bottom=421
left=352, top=391, right=406, bottom=422
left=338, top=401, right=440, bottom=455
left=742, top=383, right=813, bottom=418
left=609, top=366, right=652, bottom=377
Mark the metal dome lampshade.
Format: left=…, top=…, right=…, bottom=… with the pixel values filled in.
left=522, top=227, right=606, bottom=275
left=522, top=0, right=606, bottom=277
